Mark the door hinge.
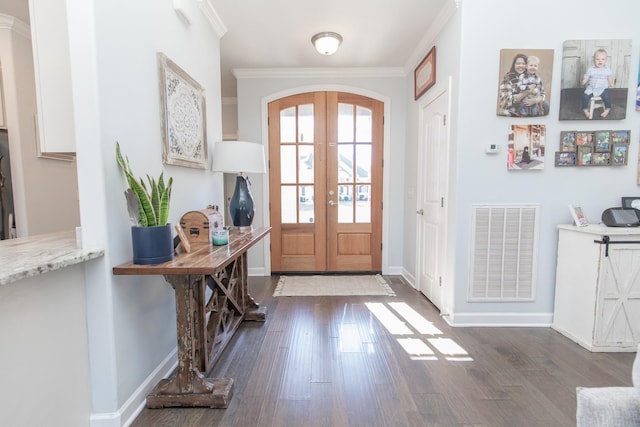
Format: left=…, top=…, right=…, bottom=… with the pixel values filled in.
left=443, top=114, right=447, bottom=126
left=441, top=197, right=444, bottom=208
left=439, top=276, right=442, bottom=287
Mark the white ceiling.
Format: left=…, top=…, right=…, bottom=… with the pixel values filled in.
left=211, top=0, right=449, bottom=97
left=0, top=0, right=451, bottom=98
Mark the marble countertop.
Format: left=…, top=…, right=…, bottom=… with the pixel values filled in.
left=0, top=230, right=104, bottom=286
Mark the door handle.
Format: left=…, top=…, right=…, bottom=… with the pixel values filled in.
left=329, top=200, right=336, bottom=206
left=416, top=209, right=424, bottom=215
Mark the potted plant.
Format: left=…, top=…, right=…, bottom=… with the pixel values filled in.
left=116, top=142, right=174, bottom=264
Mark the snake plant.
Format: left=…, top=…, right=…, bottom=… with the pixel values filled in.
left=116, top=142, right=173, bottom=227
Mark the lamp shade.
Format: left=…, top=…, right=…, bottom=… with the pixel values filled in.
left=211, top=141, right=266, bottom=174
left=311, top=32, right=342, bottom=55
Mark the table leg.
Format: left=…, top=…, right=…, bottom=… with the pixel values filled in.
left=146, top=274, right=233, bottom=408
left=238, top=251, right=267, bottom=321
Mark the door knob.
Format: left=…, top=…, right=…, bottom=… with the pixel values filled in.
left=416, top=209, right=424, bottom=215
left=329, top=200, right=336, bottom=206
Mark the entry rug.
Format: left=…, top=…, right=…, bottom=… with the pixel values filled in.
left=273, top=274, right=395, bottom=297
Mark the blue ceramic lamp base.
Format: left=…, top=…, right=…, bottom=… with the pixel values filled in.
left=229, top=175, right=255, bottom=232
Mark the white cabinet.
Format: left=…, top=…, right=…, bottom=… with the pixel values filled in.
left=29, top=0, right=76, bottom=153
left=553, top=224, right=640, bottom=352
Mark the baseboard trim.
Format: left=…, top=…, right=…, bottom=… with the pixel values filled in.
left=444, top=312, right=553, bottom=327
left=385, top=265, right=403, bottom=275
left=90, top=347, right=178, bottom=427
left=248, top=267, right=267, bottom=276
left=400, top=268, right=416, bottom=289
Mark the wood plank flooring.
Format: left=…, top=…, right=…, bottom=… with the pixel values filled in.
left=131, top=276, right=635, bottom=427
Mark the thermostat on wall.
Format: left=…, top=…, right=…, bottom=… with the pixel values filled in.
left=485, top=143, right=500, bottom=154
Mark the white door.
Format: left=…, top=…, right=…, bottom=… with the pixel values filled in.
left=416, top=86, right=449, bottom=311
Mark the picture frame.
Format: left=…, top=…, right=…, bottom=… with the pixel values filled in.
left=568, top=204, right=588, bottom=227
left=577, top=145, right=592, bottom=165
left=611, top=130, right=630, bottom=145
left=556, top=129, right=629, bottom=168
left=158, top=52, right=208, bottom=169
left=591, top=152, right=610, bottom=166
left=560, top=131, right=576, bottom=152
left=611, top=144, right=628, bottom=165
left=559, top=39, right=631, bottom=120
left=555, top=152, right=576, bottom=167
left=594, top=131, right=611, bottom=153
left=621, top=197, right=640, bottom=209
left=414, top=46, right=436, bottom=100
left=576, top=132, right=593, bottom=146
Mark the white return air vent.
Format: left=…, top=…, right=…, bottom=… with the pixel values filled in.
left=469, top=204, right=539, bottom=301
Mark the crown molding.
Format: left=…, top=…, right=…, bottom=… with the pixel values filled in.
left=404, top=0, right=458, bottom=72
left=198, top=0, right=227, bottom=38
left=0, top=14, right=31, bottom=39
left=232, top=67, right=406, bottom=80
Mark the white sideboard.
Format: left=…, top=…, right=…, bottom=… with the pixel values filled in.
left=553, top=224, right=640, bottom=352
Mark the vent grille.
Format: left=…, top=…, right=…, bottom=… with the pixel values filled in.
left=469, top=204, right=538, bottom=301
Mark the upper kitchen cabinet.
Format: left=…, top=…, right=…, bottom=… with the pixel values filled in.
left=29, top=0, right=75, bottom=153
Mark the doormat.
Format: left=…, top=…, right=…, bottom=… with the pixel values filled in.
left=273, top=274, right=395, bottom=297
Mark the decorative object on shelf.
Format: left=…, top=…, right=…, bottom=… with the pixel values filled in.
left=174, top=224, right=191, bottom=253
left=414, top=46, right=436, bottom=100
left=212, top=229, right=229, bottom=246
left=568, top=204, right=588, bottom=227
left=179, top=206, right=224, bottom=244
left=158, top=52, right=208, bottom=169
left=116, top=142, right=174, bottom=264
left=311, top=32, right=342, bottom=55
left=555, top=130, right=630, bottom=167
left=211, top=141, right=266, bottom=231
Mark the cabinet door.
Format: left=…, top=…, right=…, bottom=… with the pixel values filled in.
left=595, top=244, right=640, bottom=346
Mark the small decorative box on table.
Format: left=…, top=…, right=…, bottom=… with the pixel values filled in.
left=113, top=226, right=270, bottom=408
left=179, top=206, right=224, bottom=244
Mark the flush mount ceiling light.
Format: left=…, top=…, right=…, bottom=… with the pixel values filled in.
left=311, top=32, right=343, bottom=55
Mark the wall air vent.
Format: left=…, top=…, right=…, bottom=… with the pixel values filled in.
left=469, top=204, right=539, bottom=301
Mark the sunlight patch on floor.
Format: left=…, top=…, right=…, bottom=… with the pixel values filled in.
left=388, top=302, right=443, bottom=335
left=365, top=301, right=473, bottom=362
left=428, top=337, right=473, bottom=361
left=364, top=302, right=413, bottom=335
left=397, top=337, right=438, bottom=361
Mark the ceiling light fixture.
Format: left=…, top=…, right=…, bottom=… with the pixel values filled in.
left=311, top=32, right=343, bottom=55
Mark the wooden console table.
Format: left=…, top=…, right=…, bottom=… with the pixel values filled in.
left=113, top=226, right=270, bottom=408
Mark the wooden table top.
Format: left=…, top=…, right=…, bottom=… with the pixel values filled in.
left=113, top=226, right=270, bottom=276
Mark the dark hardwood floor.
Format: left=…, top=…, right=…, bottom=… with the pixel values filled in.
left=131, top=276, right=635, bottom=427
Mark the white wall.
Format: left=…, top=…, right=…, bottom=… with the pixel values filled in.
left=0, top=264, right=92, bottom=427
left=235, top=72, right=407, bottom=273
left=404, top=0, right=640, bottom=325
left=64, top=0, right=225, bottom=423
left=403, top=3, right=461, bottom=316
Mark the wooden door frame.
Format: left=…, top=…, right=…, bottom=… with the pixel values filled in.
left=258, top=86, right=392, bottom=275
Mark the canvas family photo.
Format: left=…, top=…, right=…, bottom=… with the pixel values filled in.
left=559, top=39, right=632, bottom=120
left=507, top=125, right=546, bottom=170
left=496, top=49, right=554, bottom=117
